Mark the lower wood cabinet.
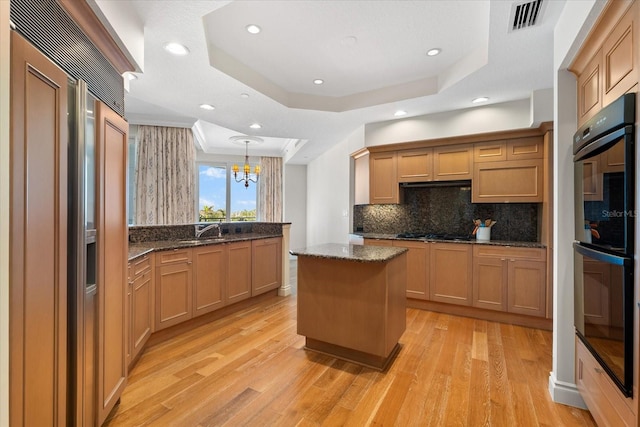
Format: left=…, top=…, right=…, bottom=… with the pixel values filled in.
left=252, top=237, right=283, bottom=296
left=155, top=248, right=193, bottom=331
left=472, top=246, right=546, bottom=317
left=193, top=244, right=226, bottom=316
left=130, top=253, right=153, bottom=364
left=430, top=242, right=473, bottom=305
left=227, top=241, right=252, bottom=304
left=392, top=240, right=429, bottom=300
left=576, top=337, right=636, bottom=426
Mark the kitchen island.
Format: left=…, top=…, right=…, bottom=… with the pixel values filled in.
left=291, top=243, right=407, bottom=370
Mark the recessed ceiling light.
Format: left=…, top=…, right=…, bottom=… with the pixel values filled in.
left=249, top=123, right=262, bottom=129
left=199, top=104, right=215, bottom=110
left=240, top=93, right=250, bottom=99
left=246, top=24, right=261, bottom=34
left=163, top=42, right=190, bottom=56
left=394, top=110, right=407, bottom=117
left=472, top=97, right=489, bottom=104
left=426, top=48, right=441, bottom=56
left=313, top=79, right=324, bottom=85
left=124, top=72, right=137, bottom=81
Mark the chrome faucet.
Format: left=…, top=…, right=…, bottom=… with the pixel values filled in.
left=194, top=222, right=222, bottom=239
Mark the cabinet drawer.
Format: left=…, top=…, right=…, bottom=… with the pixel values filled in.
left=576, top=337, right=635, bottom=426
left=157, top=248, right=192, bottom=265
left=132, top=253, right=153, bottom=276
left=473, top=245, right=545, bottom=261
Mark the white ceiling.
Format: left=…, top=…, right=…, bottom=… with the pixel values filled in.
left=98, top=0, right=566, bottom=164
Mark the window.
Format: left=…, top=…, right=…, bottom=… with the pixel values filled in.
left=198, top=161, right=258, bottom=222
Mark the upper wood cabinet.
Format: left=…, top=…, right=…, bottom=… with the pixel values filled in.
left=474, top=141, right=507, bottom=162
left=397, top=149, right=433, bottom=182
left=472, top=159, right=543, bottom=203
left=370, top=152, right=399, bottom=204
left=475, top=137, right=543, bottom=163
left=574, top=2, right=638, bottom=126
left=433, top=144, right=473, bottom=180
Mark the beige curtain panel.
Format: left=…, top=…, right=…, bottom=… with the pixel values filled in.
left=135, top=125, right=196, bottom=224
left=258, top=156, right=283, bottom=222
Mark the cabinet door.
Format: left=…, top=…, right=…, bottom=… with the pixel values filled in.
left=472, top=159, right=543, bottom=203
left=193, top=244, right=226, bottom=316
left=363, top=238, right=393, bottom=247
left=507, top=259, right=546, bottom=317
left=473, top=256, right=507, bottom=311
left=393, top=240, right=429, bottom=300
left=155, top=258, right=193, bottom=331
left=602, top=3, right=637, bottom=107
left=126, top=267, right=132, bottom=368
left=252, top=238, right=283, bottom=296
left=228, top=241, right=252, bottom=303
left=433, top=145, right=473, bottom=180
left=473, top=141, right=507, bottom=163
left=397, top=149, right=433, bottom=182
left=132, top=267, right=153, bottom=360
left=96, top=101, right=128, bottom=424
left=429, top=243, right=472, bottom=305
left=370, top=152, right=399, bottom=204
left=9, top=31, right=69, bottom=427
left=577, top=50, right=603, bottom=127
left=506, top=137, right=543, bottom=160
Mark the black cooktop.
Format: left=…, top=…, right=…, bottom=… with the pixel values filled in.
left=396, top=232, right=473, bottom=241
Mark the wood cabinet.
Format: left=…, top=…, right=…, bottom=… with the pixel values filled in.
left=130, top=253, right=153, bottom=364
left=370, top=152, right=399, bottom=204
left=433, top=144, right=473, bottom=180
left=472, top=246, right=546, bottom=317
left=9, top=31, right=69, bottom=427
left=227, top=241, right=252, bottom=304
left=472, top=159, right=543, bottom=203
left=155, top=248, right=193, bottom=331
left=474, top=137, right=543, bottom=163
left=392, top=240, right=429, bottom=300
left=575, top=2, right=638, bottom=126
left=429, top=242, right=473, bottom=305
left=252, top=237, right=283, bottom=296
left=96, top=101, right=129, bottom=425
left=576, top=337, right=636, bottom=426
left=397, top=149, right=433, bottom=182
left=193, top=244, right=226, bottom=316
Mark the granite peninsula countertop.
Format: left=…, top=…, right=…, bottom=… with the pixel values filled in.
left=128, top=232, right=282, bottom=261
left=357, top=233, right=546, bottom=248
left=290, top=243, right=407, bottom=263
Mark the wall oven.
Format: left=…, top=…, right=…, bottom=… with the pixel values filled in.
left=573, top=92, right=635, bottom=397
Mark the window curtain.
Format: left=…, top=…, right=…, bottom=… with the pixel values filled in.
left=258, top=156, right=283, bottom=222
left=135, top=125, right=195, bottom=224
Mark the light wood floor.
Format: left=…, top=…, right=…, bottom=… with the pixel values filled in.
left=105, top=261, right=596, bottom=427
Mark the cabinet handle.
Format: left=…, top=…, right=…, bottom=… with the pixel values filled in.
left=510, top=259, right=515, bottom=262
left=594, top=367, right=604, bottom=374
left=187, top=261, right=192, bottom=265
left=500, top=258, right=506, bottom=261
left=128, top=281, right=133, bottom=286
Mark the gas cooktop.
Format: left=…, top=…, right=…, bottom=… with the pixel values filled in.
left=396, top=232, right=473, bottom=241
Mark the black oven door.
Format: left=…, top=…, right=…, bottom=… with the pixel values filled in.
left=574, top=243, right=633, bottom=397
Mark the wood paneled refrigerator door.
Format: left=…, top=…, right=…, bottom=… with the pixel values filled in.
left=96, top=101, right=128, bottom=424
left=9, top=31, right=69, bottom=427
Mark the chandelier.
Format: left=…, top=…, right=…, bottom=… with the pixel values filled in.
left=230, top=136, right=262, bottom=188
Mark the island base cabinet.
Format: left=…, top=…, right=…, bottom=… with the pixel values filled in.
left=155, top=249, right=193, bottom=331
left=429, top=243, right=472, bottom=305
left=392, top=240, right=429, bottom=300
left=193, top=245, right=226, bottom=316
left=227, top=241, right=252, bottom=304
left=252, top=238, right=282, bottom=296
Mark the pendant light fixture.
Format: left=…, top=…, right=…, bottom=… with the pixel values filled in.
left=230, top=136, right=262, bottom=188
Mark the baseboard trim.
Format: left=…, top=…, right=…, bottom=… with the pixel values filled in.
left=548, top=372, right=587, bottom=409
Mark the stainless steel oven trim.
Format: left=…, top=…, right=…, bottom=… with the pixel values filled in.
left=574, top=242, right=631, bottom=265
left=573, top=125, right=631, bottom=161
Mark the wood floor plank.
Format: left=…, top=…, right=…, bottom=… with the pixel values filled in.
left=104, top=261, right=596, bottom=427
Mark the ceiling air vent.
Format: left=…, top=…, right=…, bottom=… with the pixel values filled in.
left=509, top=0, right=544, bottom=32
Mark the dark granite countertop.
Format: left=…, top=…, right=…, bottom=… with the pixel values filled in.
left=290, top=243, right=407, bottom=263
left=128, top=233, right=282, bottom=261
left=357, top=233, right=546, bottom=248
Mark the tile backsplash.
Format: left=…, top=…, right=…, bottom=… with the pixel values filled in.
left=354, top=186, right=538, bottom=241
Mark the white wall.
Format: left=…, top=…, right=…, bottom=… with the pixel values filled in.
left=307, top=127, right=365, bottom=246
left=549, top=0, right=606, bottom=408
left=284, top=164, right=307, bottom=252
left=365, top=98, right=541, bottom=147
left=0, top=1, right=9, bottom=424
